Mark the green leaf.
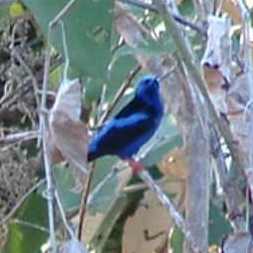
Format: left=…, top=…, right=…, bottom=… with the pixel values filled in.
left=4, top=193, right=48, bottom=253
left=178, top=0, right=195, bottom=18
left=171, top=227, right=184, bottom=253
left=88, top=156, right=122, bottom=214
left=113, top=35, right=175, bottom=60
left=22, top=0, right=113, bottom=80
left=209, top=202, right=232, bottom=245
left=141, top=116, right=183, bottom=167
left=54, top=166, right=81, bottom=211
left=85, top=55, right=137, bottom=103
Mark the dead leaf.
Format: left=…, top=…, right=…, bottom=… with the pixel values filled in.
left=122, top=188, right=171, bottom=253
left=201, top=16, right=232, bottom=115
left=48, top=79, right=88, bottom=191
left=222, top=0, right=253, bottom=24
left=122, top=174, right=185, bottom=253
left=222, top=0, right=242, bottom=24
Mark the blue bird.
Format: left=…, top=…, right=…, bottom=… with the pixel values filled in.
left=88, top=75, right=164, bottom=165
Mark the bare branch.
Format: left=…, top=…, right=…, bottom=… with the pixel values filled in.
left=98, top=64, right=141, bottom=126
left=0, top=130, right=38, bottom=145
left=119, top=0, right=206, bottom=35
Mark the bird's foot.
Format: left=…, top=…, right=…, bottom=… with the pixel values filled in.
left=127, top=159, right=145, bottom=175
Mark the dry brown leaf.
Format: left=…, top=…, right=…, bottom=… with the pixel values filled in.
left=222, top=0, right=242, bottom=24
left=46, top=130, right=64, bottom=164
left=122, top=187, right=171, bottom=253
left=122, top=173, right=185, bottom=253
left=48, top=79, right=88, bottom=191
left=222, top=0, right=253, bottom=24
left=222, top=232, right=253, bottom=253
left=49, top=111, right=88, bottom=174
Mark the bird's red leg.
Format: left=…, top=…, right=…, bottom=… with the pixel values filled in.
left=127, top=159, right=145, bottom=175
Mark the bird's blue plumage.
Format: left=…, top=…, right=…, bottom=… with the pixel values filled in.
left=88, top=75, right=164, bottom=161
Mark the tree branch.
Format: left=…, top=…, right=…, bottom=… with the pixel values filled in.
left=118, top=0, right=206, bottom=36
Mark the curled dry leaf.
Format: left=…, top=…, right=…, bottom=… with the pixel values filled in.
left=48, top=79, right=88, bottom=191
left=222, top=232, right=253, bottom=253
left=202, top=16, right=232, bottom=115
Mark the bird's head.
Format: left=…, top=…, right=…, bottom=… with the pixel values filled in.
left=136, top=75, right=160, bottom=104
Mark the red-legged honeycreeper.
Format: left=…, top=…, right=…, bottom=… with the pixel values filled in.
left=88, top=75, right=164, bottom=163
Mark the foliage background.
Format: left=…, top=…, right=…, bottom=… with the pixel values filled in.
left=0, top=0, right=253, bottom=253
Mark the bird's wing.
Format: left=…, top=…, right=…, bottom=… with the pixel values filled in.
left=89, top=112, right=152, bottom=158
left=114, top=97, right=143, bottom=119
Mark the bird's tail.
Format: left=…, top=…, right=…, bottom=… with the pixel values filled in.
left=87, top=150, right=98, bottom=162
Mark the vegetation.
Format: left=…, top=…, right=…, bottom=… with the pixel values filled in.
left=0, top=0, right=253, bottom=253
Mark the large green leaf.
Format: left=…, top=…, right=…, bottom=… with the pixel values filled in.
left=141, top=116, right=182, bottom=167
left=3, top=193, right=48, bottom=253
left=209, top=202, right=232, bottom=245
left=22, top=0, right=113, bottom=80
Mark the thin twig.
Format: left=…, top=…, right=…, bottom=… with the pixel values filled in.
left=50, top=0, right=77, bottom=28
left=77, top=166, right=95, bottom=240
left=42, top=123, right=56, bottom=252
left=98, top=64, right=141, bottom=126
left=210, top=126, right=244, bottom=230
left=37, top=1, right=80, bottom=251
left=0, top=130, right=38, bottom=145
left=87, top=166, right=123, bottom=207
left=123, top=176, right=184, bottom=193
left=11, top=219, right=49, bottom=233
left=138, top=170, right=202, bottom=253
left=40, top=22, right=57, bottom=252
left=55, top=190, right=75, bottom=238
left=119, top=0, right=206, bottom=36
